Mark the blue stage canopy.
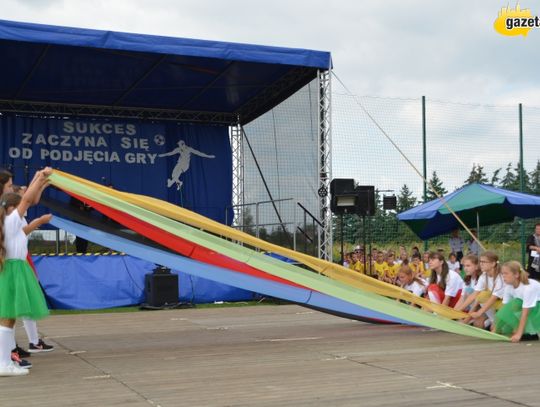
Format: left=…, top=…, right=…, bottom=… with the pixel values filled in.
left=0, top=19, right=332, bottom=124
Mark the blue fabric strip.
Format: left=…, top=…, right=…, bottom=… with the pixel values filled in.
left=49, top=215, right=408, bottom=324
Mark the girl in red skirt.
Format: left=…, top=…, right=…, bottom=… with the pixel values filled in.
left=426, top=252, right=464, bottom=307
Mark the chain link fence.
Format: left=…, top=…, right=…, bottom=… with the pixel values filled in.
left=331, top=78, right=540, bottom=263
left=23, top=75, right=540, bottom=264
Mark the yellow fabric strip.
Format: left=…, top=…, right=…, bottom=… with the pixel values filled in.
left=54, top=169, right=468, bottom=320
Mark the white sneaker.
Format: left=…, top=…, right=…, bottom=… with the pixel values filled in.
left=0, top=362, right=29, bottom=376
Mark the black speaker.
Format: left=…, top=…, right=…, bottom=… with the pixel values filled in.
left=330, top=178, right=356, bottom=214
left=355, top=186, right=376, bottom=216
left=330, top=178, right=355, bottom=196
left=145, top=272, right=179, bottom=307
left=331, top=193, right=358, bottom=214
left=383, top=195, right=397, bottom=210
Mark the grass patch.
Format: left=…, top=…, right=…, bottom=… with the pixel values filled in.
left=49, top=298, right=288, bottom=315
left=50, top=306, right=140, bottom=315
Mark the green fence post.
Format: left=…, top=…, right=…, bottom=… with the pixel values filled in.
left=519, top=103, right=526, bottom=266
left=422, top=96, right=428, bottom=252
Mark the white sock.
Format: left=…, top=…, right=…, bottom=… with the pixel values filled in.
left=23, top=319, right=39, bottom=345
left=0, top=326, right=14, bottom=368
left=9, top=326, right=16, bottom=351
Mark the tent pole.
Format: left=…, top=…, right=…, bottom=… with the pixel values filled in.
left=477, top=212, right=480, bottom=241
left=340, top=213, right=344, bottom=265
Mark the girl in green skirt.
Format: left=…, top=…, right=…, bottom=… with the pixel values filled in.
left=496, top=261, right=540, bottom=343
left=0, top=168, right=51, bottom=376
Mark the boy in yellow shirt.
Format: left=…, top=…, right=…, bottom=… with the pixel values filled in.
left=409, top=252, right=427, bottom=279
left=349, top=251, right=365, bottom=274
left=373, top=251, right=387, bottom=280
left=384, top=252, right=401, bottom=283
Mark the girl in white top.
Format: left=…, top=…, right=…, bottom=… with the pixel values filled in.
left=0, top=168, right=51, bottom=376
left=496, top=261, right=540, bottom=342
left=447, top=252, right=461, bottom=272
left=397, top=264, right=426, bottom=299
left=427, top=252, right=464, bottom=307
left=453, top=254, right=482, bottom=312
left=12, top=183, right=55, bottom=355
left=455, top=251, right=504, bottom=329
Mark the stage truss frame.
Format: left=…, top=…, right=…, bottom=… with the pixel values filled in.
left=1, top=68, right=332, bottom=260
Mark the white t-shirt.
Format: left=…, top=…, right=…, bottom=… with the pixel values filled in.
left=3, top=210, right=28, bottom=260
left=503, top=279, right=540, bottom=309
left=447, top=260, right=460, bottom=272
left=449, top=237, right=464, bottom=253
left=403, top=281, right=426, bottom=297
left=463, top=276, right=478, bottom=294
left=437, top=270, right=464, bottom=297
left=474, top=273, right=505, bottom=298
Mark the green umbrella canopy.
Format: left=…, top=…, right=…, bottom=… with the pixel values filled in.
left=397, top=184, right=540, bottom=239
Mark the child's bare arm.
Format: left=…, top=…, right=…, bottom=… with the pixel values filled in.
left=23, top=214, right=52, bottom=235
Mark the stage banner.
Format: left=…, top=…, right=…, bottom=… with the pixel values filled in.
left=0, top=115, right=233, bottom=224
left=33, top=254, right=254, bottom=309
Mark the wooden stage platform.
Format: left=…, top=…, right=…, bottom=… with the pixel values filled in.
left=1, top=304, right=538, bottom=407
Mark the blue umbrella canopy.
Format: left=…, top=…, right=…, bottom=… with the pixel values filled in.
left=397, top=184, right=540, bottom=239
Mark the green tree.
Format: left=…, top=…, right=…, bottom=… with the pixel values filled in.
left=464, top=163, right=488, bottom=185
left=500, top=162, right=517, bottom=190
left=258, top=227, right=269, bottom=241
left=514, top=161, right=531, bottom=192
left=241, top=207, right=256, bottom=235
left=490, top=167, right=502, bottom=186
left=396, top=184, right=416, bottom=212
left=425, top=171, right=447, bottom=201
left=529, top=160, right=540, bottom=195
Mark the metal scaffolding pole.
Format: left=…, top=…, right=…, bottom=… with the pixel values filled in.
left=317, top=70, right=332, bottom=261
left=230, top=123, right=245, bottom=229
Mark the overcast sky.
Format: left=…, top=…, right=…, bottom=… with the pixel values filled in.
left=3, top=0, right=540, bottom=105
left=3, top=0, right=540, bottom=198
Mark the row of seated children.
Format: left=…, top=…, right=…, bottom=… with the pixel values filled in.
left=345, top=248, right=429, bottom=283
left=345, top=247, right=465, bottom=284
left=396, top=251, right=540, bottom=343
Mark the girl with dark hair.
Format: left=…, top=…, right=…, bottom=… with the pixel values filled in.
left=0, top=168, right=52, bottom=376
left=0, top=169, right=13, bottom=194
left=427, top=252, right=464, bottom=307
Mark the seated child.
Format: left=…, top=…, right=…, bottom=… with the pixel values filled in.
left=495, top=260, right=540, bottom=342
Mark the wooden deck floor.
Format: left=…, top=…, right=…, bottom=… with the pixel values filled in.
left=0, top=304, right=538, bottom=407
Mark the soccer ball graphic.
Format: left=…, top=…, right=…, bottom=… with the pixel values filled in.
left=154, top=134, right=165, bottom=146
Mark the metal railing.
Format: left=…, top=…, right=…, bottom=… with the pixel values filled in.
left=226, top=197, right=325, bottom=257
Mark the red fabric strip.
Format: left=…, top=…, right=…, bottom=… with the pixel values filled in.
left=65, top=191, right=308, bottom=290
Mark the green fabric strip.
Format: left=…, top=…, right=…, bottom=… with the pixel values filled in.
left=48, top=173, right=508, bottom=341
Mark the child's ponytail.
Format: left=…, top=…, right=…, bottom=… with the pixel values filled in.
left=0, top=198, right=7, bottom=271
left=0, top=193, right=23, bottom=271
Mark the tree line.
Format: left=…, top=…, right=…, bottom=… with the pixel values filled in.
left=238, top=160, right=540, bottom=252
left=334, top=160, right=540, bottom=245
